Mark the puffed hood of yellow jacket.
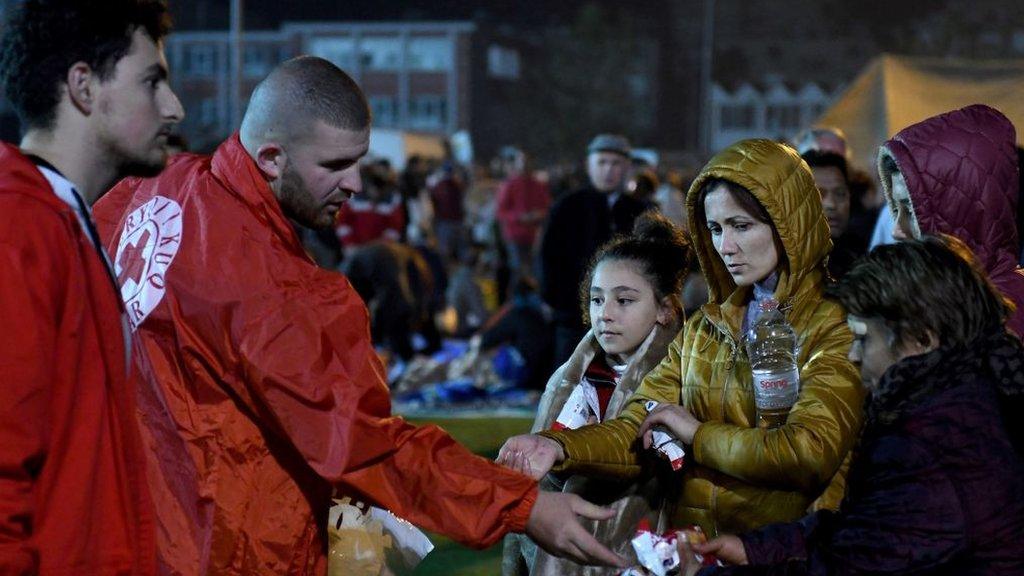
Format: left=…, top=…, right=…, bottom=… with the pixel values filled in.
left=685, top=139, right=833, bottom=307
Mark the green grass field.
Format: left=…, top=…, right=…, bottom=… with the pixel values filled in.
left=406, top=415, right=533, bottom=576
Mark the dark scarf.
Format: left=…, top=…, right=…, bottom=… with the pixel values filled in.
left=819, top=329, right=1024, bottom=545
left=864, top=329, right=1024, bottom=444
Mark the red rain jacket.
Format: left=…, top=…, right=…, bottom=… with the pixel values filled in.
left=0, top=144, right=155, bottom=575
left=882, top=104, right=1024, bottom=336
left=92, top=134, right=538, bottom=575
left=496, top=174, right=551, bottom=247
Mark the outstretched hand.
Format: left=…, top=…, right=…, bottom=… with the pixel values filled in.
left=526, top=491, right=627, bottom=568
left=496, top=434, right=564, bottom=480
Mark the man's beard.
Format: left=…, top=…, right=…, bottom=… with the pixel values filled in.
left=118, top=156, right=167, bottom=179
left=115, top=144, right=168, bottom=180
left=279, top=165, right=327, bottom=230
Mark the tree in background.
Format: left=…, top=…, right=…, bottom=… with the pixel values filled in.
left=512, top=3, right=657, bottom=164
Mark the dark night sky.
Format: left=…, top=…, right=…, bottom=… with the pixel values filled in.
left=171, top=0, right=594, bottom=30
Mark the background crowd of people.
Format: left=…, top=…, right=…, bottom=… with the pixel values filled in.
left=295, top=124, right=879, bottom=395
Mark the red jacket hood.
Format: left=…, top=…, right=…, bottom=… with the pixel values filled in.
left=0, top=143, right=75, bottom=213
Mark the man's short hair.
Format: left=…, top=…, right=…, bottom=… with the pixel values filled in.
left=0, top=0, right=171, bottom=131
left=830, top=235, right=1012, bottom=349
left=241, top=56, right=370, bottom=145
left=801, top=150, right=849, bottom=183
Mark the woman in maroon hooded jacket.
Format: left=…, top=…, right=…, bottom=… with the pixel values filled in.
left=876, top=104, right=1024, bottom=337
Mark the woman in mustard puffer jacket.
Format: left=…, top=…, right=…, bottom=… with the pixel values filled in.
left=499, top=139, right=865, bottom=542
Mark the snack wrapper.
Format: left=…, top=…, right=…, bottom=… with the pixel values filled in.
left=626, top=519, right=679, bottom=576
left=328, top=497, right=434, bottom=575
left=553, top=381, right=600, bottom=430
left=644, top=400, right=686, bottom=470
left=622, top=521, right=723, bottom=576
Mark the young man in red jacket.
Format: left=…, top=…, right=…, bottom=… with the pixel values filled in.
left=93, top=55, right=624, bottom=574
left=0, top=1, right=184, bottom=574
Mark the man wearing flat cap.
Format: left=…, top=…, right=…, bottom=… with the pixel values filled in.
left=539, top=133, right=650, bottom=365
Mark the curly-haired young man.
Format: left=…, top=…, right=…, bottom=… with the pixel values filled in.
left=0, top=1, right=183, bottom=573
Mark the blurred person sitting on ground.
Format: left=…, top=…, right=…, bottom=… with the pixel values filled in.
left=503, top=211, right=690, bottom=575
left=475, top=275, right=553, bottom=391
left=495, top=146, right=551, bottom=277
left=446, top=242, right=491, bottom=337
left=500, top=139, right=865, bottom=546
left=799, top=150, right=868, bottom=280
left=92, top=55, right=627, bottom=573
left=540, top=133, right=649, bottom=367
left=685, top=235, right=1024, bottom=576
left=334, top=159, right=405, bottom=256
left=0, top=1, right=184, bottom=572
left=342, top=239, right=434, bottom=362
left=877, top=104, right=1024, bottom=337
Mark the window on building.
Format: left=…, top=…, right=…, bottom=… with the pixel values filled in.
left=186, top=45, right=217, bottom=78
left=408, top=37, right=452, bottom=72
left=720, top=104, right=755, bottom=130
left=487, top=45, right=520, bottom=80
left=408, top=95, right=447, bottom=130
left=360, top=36, right=402, bottom=71
left=369, top=95, right=398, bottom=128
left=765, top=104, right=801, bottom=131
left=306, top=37, right=356, bottom=71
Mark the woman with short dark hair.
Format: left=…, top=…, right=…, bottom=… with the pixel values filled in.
left=688, top=235, right=1024, bottom=576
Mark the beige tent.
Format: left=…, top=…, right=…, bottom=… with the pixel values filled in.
left=816, top=54, right=1024, bottom=176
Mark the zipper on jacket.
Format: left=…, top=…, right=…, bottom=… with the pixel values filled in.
left=703, top=314, right=738, bottom=534
left=721, top=342, right=738, bottom=422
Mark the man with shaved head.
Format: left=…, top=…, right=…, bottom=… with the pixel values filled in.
left=93, top=56, right=624, bottom=574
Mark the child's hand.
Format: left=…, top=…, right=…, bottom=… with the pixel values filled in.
left=638, top=404, right=702, bottom=445
left=496, top=434, right=564, bottom=480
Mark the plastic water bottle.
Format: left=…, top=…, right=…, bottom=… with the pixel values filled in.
left=745, top=299, right=800, bottom=428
